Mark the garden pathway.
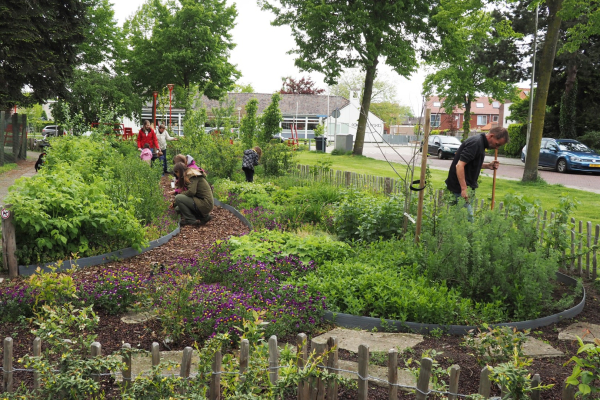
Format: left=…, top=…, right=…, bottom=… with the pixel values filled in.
left=558, top=322, right=600, bottom=342
left=0, top=151, right=40, bottom=208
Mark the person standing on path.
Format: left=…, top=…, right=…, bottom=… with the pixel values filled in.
left=137, top=120, right=160, bottom=160
left=446, top=127, right=509, bottom=219
left=156, top=124, right=178, bottom=175
left=171, top=162, right=214, bottom=226
left=242, top=146, right=262, bottom=182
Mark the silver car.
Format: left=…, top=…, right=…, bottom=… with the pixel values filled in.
left=41, top=125, right=67, bottom=137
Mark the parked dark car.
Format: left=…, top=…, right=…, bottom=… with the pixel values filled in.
left=426, top=135, right=462, bottom=159
left=521, top=138, right=600, bottom=173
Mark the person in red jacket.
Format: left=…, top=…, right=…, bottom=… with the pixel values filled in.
left=137, top=120, right=161, bottom=159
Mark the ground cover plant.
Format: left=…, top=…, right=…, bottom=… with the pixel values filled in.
left=5, top=135, right=176, bottom=264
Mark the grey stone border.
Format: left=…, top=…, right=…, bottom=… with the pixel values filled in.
left=324, top=272, right=585, bottom=335
left=18, top=198, right=252, bottom=276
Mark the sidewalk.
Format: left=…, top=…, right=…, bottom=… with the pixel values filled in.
left=0, top=151, right=41, bottom=208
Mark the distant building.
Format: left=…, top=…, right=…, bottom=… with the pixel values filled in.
left=201, top=90, right=385, bottom=142
left=426, top=96, right=501, bottom=133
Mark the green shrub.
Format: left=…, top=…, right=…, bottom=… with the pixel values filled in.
left=260, top=142, right=294, bottom=177
left=578, top=131, right=600, bottom=151
left=420, top=206, right=559, bottom=320
left=504, top=123, right=527, bottom=157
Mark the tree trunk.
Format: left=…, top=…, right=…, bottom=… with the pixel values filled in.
left=462, top=96, right=472, bottom=140
left=523, top=0, right=564, bottom=182
left=559, top=53, right=578, bottom=138
left=353, top=57, right=379, bottom=156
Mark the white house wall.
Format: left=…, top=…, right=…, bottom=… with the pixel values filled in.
left=324, top=89, right=384, bottom=143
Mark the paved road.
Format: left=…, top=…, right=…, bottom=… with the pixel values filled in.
left=359, top=143, right=600, bottom=194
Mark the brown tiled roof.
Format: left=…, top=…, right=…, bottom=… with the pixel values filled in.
left=200, top=93, right=350, bottom=116
left=426, top=96, right=500, bottom=115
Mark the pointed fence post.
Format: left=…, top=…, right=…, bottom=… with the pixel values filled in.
left=297, top=333, right=309, bottom=400
left=33, top=338, right=41, bottom=391
left=416, top=358, right=432, bottom=400
left=240, top=339, right=249, bottom=383
left=151, top=342, right=160, bottom=367
left=388, top=348, right=398, bottom=400
left=478, top=366, right=491, bottom=398
left=327, top=337, right=339, bottom=400
left=122, top=343, right=132, bottom=388
left=268, top=336, right=279, bottom=385
left=3, top=337, right=13, bottom=393
left=448, top=365, right=460, bottom=400
left=357, top=344, right=369, bottom=400
left=90, top=342, right=101, bottom=383
left=209, top=350, right=222, bottom=400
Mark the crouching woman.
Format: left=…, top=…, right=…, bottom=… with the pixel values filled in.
left=172, top=162, right=213, bottom=226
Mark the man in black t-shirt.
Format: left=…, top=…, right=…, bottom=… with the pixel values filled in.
left=446, top=127, right=509, bottom=218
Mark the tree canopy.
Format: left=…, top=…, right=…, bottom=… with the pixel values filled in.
left=328, top=70, right=398, bottom=104
left=0, top=0, right=88, bottom=109
left=258, top=0, right=434, bottom=155
left=423, top=0, right=519, bottom=139
left=280, top=76, right=325, bottom=94
left=124, top=0, right=240, bottom=105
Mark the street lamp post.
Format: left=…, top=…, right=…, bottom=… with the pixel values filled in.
left=167, top=84, right=175, bottom=128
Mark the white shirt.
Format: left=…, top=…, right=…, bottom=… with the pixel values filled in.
left=156, top=129, right=176, bottom=150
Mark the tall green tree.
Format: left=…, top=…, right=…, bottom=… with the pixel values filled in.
left=369, top=102, right=414, bottom=129
left=259, top=93, right=283, bottom=144
left=0, top=0, right=88, bottom=109
left=124, top=0, right=240, bottom=106
left=328, top=69, right=398, bottom=103
left=523, top=0, right=565, bottom=181
left=241, top=98, right=259, bottom=149
left=259, top=0, right=434, bottom=155
left=423, top=0, right=519, bottom=139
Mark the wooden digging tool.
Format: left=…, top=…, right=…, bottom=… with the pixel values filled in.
left=491, top=149, right=498, bottom=210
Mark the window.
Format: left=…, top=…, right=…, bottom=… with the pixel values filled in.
left=476, top=103, right=484, bottom=108
left=477, top=115, right=487, bottom=125
left=492, top=101, right=500, bottom=108
left=433, top=101, right=441, bottom=107
left=492, top=115, right=499, bottom=122
left=431, top=114, right=441, bottom=127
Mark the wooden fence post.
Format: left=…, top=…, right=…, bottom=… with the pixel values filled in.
left=313, top=340, right=327, bottom=400
left=3, top=337, right=13, bottom=393
left=90, top=342, right=101, bottom=383
left=240, top=339, right=249, bottom=382
left=540, top=211, right=548, bottom=244
left=594, top=224, right=599, bottom=280
left=151, top=342, right=160, bottom=367
left=122, top=343, right=132, bottom=388
left=530, top=374, right=541, bottom=400
left=180, top=347, right=193, bottom=379
left=562, top=378, right=576, bottom=400
left=357, top=344, right=369, bottom=400
left=448, top=365, right=460, bottom=400
left=345, top=171, right=351, bottom=187
left=11, top=114, right=19, bottom=159
left=0, top=111, right=5, bottom=166
left=387, top=348, right=398, bottom=400
left=20, top=114, right=27, bottom=160
left=209, top=350, right=221, bottom=400
left=327, top=337, right=339, bottom=400
left=297, top=333, right=309, bottom=400
left=478, top=366, right=491, bottom=398
left=33, top=338, right=41, bottom=391
left=578, top=220, right=583, bottom=275
left=268, top=335, right=278, bottom=385
left=587, top=221, right=592, bottom=278
left=416, top=358, right=432, bottom=400
left=384, top=177, right=392, bottom=196
left=1, top=205, right=18, bottom=278
left=571, top=218, right=576, bottom=273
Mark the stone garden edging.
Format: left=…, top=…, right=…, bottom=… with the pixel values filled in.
left=324, top=272, right=585, bottom=335
left=18, top=198, right=252, bottom=276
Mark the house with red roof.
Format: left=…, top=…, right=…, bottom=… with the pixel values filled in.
left=426, top=96, right=502, bottom=133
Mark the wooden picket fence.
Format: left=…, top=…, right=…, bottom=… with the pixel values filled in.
left=295, top=164, right=599, bottom=280
left=1, top=334, right=580, bottom=399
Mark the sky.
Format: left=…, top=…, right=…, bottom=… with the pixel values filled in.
left=112, top=0, right=428, bottom=116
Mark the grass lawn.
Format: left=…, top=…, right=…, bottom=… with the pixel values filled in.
left=0, top=163, right=18, bottom=176
left=294, top=151, right=600, bottom=227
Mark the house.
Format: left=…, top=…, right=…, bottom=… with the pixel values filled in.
left=201, top=89, right=385, bottom=142
left=426, top=96, right=502, bottom=133
left=499, top=88, right=530, bottom=128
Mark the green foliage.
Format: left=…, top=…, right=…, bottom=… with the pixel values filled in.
left=313, top=123, right=324, bottom=137
left=465, top=325, right=529, bottom=366
left=560, top=79, right=578, bottom=139
left=504, top=123, right=527, bottom=157
left=258, top=93, right=283, bottom=144
left=260, top=142, right=294, bottom=177
left=241, top=97, right=259, bottom=149
left=19, top=303, right=123, bottom=400
left=333, top=191, right=409, bottom=242
left=225, top=230, right=352, bottom=265
left=420, top=204, right=559, bottom=320
left=565, top=337, right=600, bottom=398
left=490, top=349, right=554, bottom=399
left=578, top=131, right=600, bottom=151
left=508, top=94, right=530, bottom=124
left=370, top=101, right=414, bottom=128
left=404, top=349, right=449, bottom=397
left=29, top=264, right=77, bottom=308
left=123, top=0, right=239, bottom=100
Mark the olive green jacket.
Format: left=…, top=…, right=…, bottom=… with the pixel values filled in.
left=182, top=169, right=214, bottom=216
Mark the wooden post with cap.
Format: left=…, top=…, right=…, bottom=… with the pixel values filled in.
left=415, top=109, right=431, bottom=243
left=1, top=204, right=18, bottom=277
